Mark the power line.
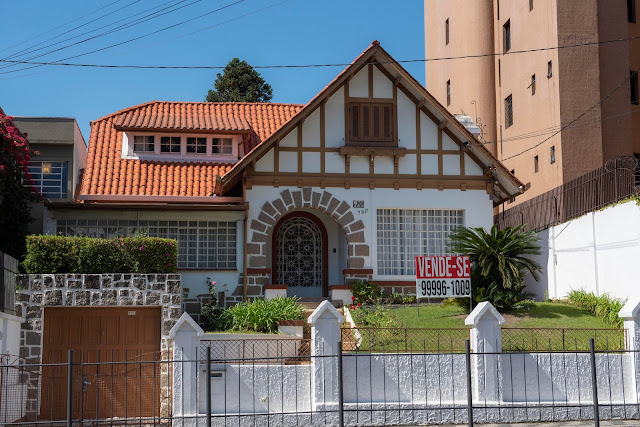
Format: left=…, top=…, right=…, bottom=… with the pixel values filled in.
left=0, top=34, right=638, bottom=71
left=502, top=67, right=640, bottom=161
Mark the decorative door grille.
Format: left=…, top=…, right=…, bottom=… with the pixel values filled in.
left=276, top=217, right=322, bottom=287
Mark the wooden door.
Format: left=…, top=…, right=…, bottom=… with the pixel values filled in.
left=40, top=307, right=161, bottom=421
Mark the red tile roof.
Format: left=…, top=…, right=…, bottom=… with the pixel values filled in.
left=80, top=101, right=302, bottom=198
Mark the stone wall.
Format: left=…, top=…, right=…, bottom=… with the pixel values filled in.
left=15, top=273, right=182, bottom=419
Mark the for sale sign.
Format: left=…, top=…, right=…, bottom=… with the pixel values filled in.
left=415, top=255, right=471, bottom=298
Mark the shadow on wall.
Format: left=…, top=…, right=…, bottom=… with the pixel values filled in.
left=523, top=227, right=549, bottom=301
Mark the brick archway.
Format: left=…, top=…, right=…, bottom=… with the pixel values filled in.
left=244, top=188, right=370, bottom=299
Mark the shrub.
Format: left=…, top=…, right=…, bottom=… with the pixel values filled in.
left=350, top=305, right=400, bottom=328
left=217, top=297, right=305, bottom=333
left=567, top=289, right=625, bottom=328
left=23, top=235, right=177, bottom=274
left=351, top=280, right=384, bottom=305
left=389, top=292, right=417, bottom=305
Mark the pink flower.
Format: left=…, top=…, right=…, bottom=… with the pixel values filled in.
left=139, top=246, right=144, bottom=250
left=166, top=253, right=170, bottom=256
left=211, top=281, right=217, bottom=285
left=168, top=263, right=172, bottom=266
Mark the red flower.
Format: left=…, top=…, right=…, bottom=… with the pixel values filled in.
left=350, top=305, right=355, bottom=310
left=351, top=296, right=355, bottom=300
left=357, top=303, right=361, bottom=307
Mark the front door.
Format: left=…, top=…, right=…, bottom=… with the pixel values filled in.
left=274, top=213, right=328, bottom=298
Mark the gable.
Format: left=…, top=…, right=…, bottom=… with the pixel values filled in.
left=224, top=42, right=525, bottom=205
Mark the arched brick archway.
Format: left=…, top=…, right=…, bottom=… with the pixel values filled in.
left=244, top=188, right=371, bottom=299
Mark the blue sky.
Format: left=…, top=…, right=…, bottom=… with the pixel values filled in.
left=0, top=0, right=425, bottom=140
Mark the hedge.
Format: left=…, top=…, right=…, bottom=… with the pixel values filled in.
left=23, top=235, right=178, bottom=274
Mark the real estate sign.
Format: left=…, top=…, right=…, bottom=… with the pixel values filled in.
left=415, top=255, right=471, bottom=298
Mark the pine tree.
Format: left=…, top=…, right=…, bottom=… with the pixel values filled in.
left=205, top=58, right=273, bottom=103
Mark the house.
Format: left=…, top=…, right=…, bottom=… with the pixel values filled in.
left=9, top=117, right=87, bottom=234
left=44, top=42, right=524, bottom=309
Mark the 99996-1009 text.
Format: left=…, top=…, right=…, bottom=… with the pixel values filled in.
left=417, top=279, right=471, bottom=298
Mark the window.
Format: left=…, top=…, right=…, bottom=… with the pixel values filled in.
left=504, top=94, right=513, bottom=128
left=377, top=209, right=464, bottom=276
left=503, top=20, right=511, bottom=52
left=550, top=146, right=556, bottom=164
left=348, top=101, right=395, bottom=145
left=534, top=155, right=539, bottom=173
left=28, top=161, right=68, bottom=199
left=133, top=135, right=154, bottom=152
left=498, top=60, right=501, bottom=86
left=629, top=0, right=636, bottom=23
left=510, top=169, right=515, bottom=175
left=531, top=74, right=536, bottom=95
left=631, top=71, right=639, bottom=105
left=445, top=19, right=450, bottom=45
left=160, top=136, right=181, bottom=153
left=529, top=0, right=533, bottom=11
left=212, top=137, right=233, bottom=155
left=548, top=60, right=553, bottom=78
left=497, top=0, right=500, bottom=20
left=56, top=219, right=237, bottom=269
left=446, top=80, right=451, bottom=106
left=186, top=137, right=207, bottom=154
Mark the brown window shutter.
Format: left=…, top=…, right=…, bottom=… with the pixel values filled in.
left=372, top=105, right=381, bottom=138
left=383, top=105, right=392, bottom=139
left=352, top=105, right=359, bottom=139
left=362, top=105, right=370, bottom=138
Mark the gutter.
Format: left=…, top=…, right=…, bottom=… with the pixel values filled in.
left=78, top=194, right=244, bottom=204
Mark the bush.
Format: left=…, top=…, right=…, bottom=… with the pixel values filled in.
left=214, top=297, right=305, bottom=333
left=23, top=235, right=177, bottom=274
left=567, top=289, right=625, bottom=328
left=350, top=305, right=400, bottom=328
left=351, top=280, right=384, bottom=305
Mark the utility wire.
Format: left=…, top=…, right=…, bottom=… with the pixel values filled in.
left=0, top=34, right=638, bottom=71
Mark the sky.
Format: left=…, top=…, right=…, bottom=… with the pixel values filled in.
left=0, top=0, right=425, bottom=140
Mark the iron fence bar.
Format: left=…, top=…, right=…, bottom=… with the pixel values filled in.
left=465, top=339, right=473, bottom=427
left=206, top=346, right=212, bottom=427
left=337, top=341, right=344, bottom=427
left=67, top=349, right=73, bottom=427
left=590, top=338, right=600, bottom=427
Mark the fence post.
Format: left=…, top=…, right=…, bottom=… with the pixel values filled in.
left=337, top=341, right=344, bottom=427
left=169, top=312, right=204, bottom=419
left=67, top=349, right=73, bottom=427
left=206, top=346, right=212, bottom=427
left=465, top=302, right=504, bottom=408
left=465, top=340, right=473, bottom=427
left=589, top=338, right=600, bottom=427
left=618, top=299, right=640, bottom=405
left=307, top=301, right=344, bottom=418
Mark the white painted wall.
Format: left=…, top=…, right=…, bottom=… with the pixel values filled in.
left=525, top=201, right=640, bottom=301
left=0, top=312, right=23, bottom=356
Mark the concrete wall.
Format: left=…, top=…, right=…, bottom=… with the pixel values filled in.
left=0, top=311, right=22, bottom=356
left=524, top=200, right=640, bottom=301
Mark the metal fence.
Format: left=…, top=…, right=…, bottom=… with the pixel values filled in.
left=495, top=156, right=639, bottom=232
left=4, top=340, right=640, bottom=426
left=0, top=251, right=17, bottom=315
left=199, top=338, right=312, bottom=363
left=501, top=328, right=627, bottom=352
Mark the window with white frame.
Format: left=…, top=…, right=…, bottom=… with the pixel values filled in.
left=186, top=137, right=207, bottom=154
left=56, top=219, right=237, bottom=269
left=160, top=136, right=181, bottom=153
left=212, top=137, right=233, bottom=155
left=377, top=209, right=465, bottom=276
left=133, top=135, right=155, bottom=152
left=28, top=161, right=69, bottom=199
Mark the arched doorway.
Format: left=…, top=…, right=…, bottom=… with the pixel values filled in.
left=272, top=212, right=328, bottom=298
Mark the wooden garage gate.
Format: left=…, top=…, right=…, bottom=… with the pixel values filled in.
left=40, top=306, right=162, bottom=421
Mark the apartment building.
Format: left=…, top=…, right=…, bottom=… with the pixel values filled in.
left=425, top=0, right=640, bottom=203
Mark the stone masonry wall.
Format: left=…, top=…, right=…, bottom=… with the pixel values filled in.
left=15, top=273, right=182, bottom=419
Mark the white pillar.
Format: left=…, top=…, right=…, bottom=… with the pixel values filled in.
left=307, top=301, right=344, bottom=412
left=465, top=302, right=504, bottom=403
left=619, top=299, right=640, bottom=401
left=169, top=312, right=204, bottom=419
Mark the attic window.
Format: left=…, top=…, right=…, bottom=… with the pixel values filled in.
left=133, top=135, right=154, bottom=152
left=186, top=137, right=207, bottom=154
left=161, top=136, right=181, bottom=153
left=347, top=100, right=395, bottom=146
left=213, top=138, right=233, bottom=155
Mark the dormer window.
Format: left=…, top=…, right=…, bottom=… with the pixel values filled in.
left=133, top=135, right=154, bottom=152
left=347, top=100, right=395, bottom=146
left=160, top=136, right=181, bottom=153
left=213, top=137, right=233, bottom=155
left=186, top=137, right=207, bottom=154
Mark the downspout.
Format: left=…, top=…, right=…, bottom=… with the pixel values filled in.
left=243, top=208, right=248, bottom=302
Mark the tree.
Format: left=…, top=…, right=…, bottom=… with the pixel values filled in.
left=205, top=58, right=273, bottom=103
left=448, top=224, right=542, bottom=310
left=0, top=111, right=37, bottom=259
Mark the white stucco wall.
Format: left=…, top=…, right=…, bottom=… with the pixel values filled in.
left=0, top=312, right=22, bottom=356
left=525, top=201, right=640, bottom=301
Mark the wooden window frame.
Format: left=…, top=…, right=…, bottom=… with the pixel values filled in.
left=346, top=99, right=397, bottom=147
left=504, top=94, right=513, bottom=129
left=503, top=20, right=511, bottom=53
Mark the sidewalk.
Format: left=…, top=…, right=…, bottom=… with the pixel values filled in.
left=436, top=421, right=638, bottom=426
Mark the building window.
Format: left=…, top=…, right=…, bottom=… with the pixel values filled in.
left=186, top=137, right=207, bottom=154
left=376, top=209, right=465, bottom=276
left=498, top=60, right=501, bottom=86
left=28, top=161, right=69, bottom=199
left=534, top=155, right=539, bottom=173
left=550, top=146, right=556, bottom=164
left=446, top=80, right=451, bottom=106
left=529, top=0, right=534, bottom=11
left=503, top=20, right=511, bottom=53
left=631, top=71, right=639, bottom=105
left=531, top=74, right=536, bottom=95
left=212, top=137, right=233, bottom=155
left=133, top=135, right=154, bottom=152
left=347, top=101, right=395, bottom=145
left=445, top=19, right=450, bottom=45
left=160, top=136, right=181, bottom=153
left=504, top=94, right=513, bottom=128
left=629, top=0, right=636, bottom=23
left=56, top=219, right=237, bottom=269
left=548, top=60, right=553, bottom=78
left=497, top=0, right=500, bottom=20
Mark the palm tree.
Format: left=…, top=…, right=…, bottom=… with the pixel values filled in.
left=448, top=224, right=542, bottom=289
